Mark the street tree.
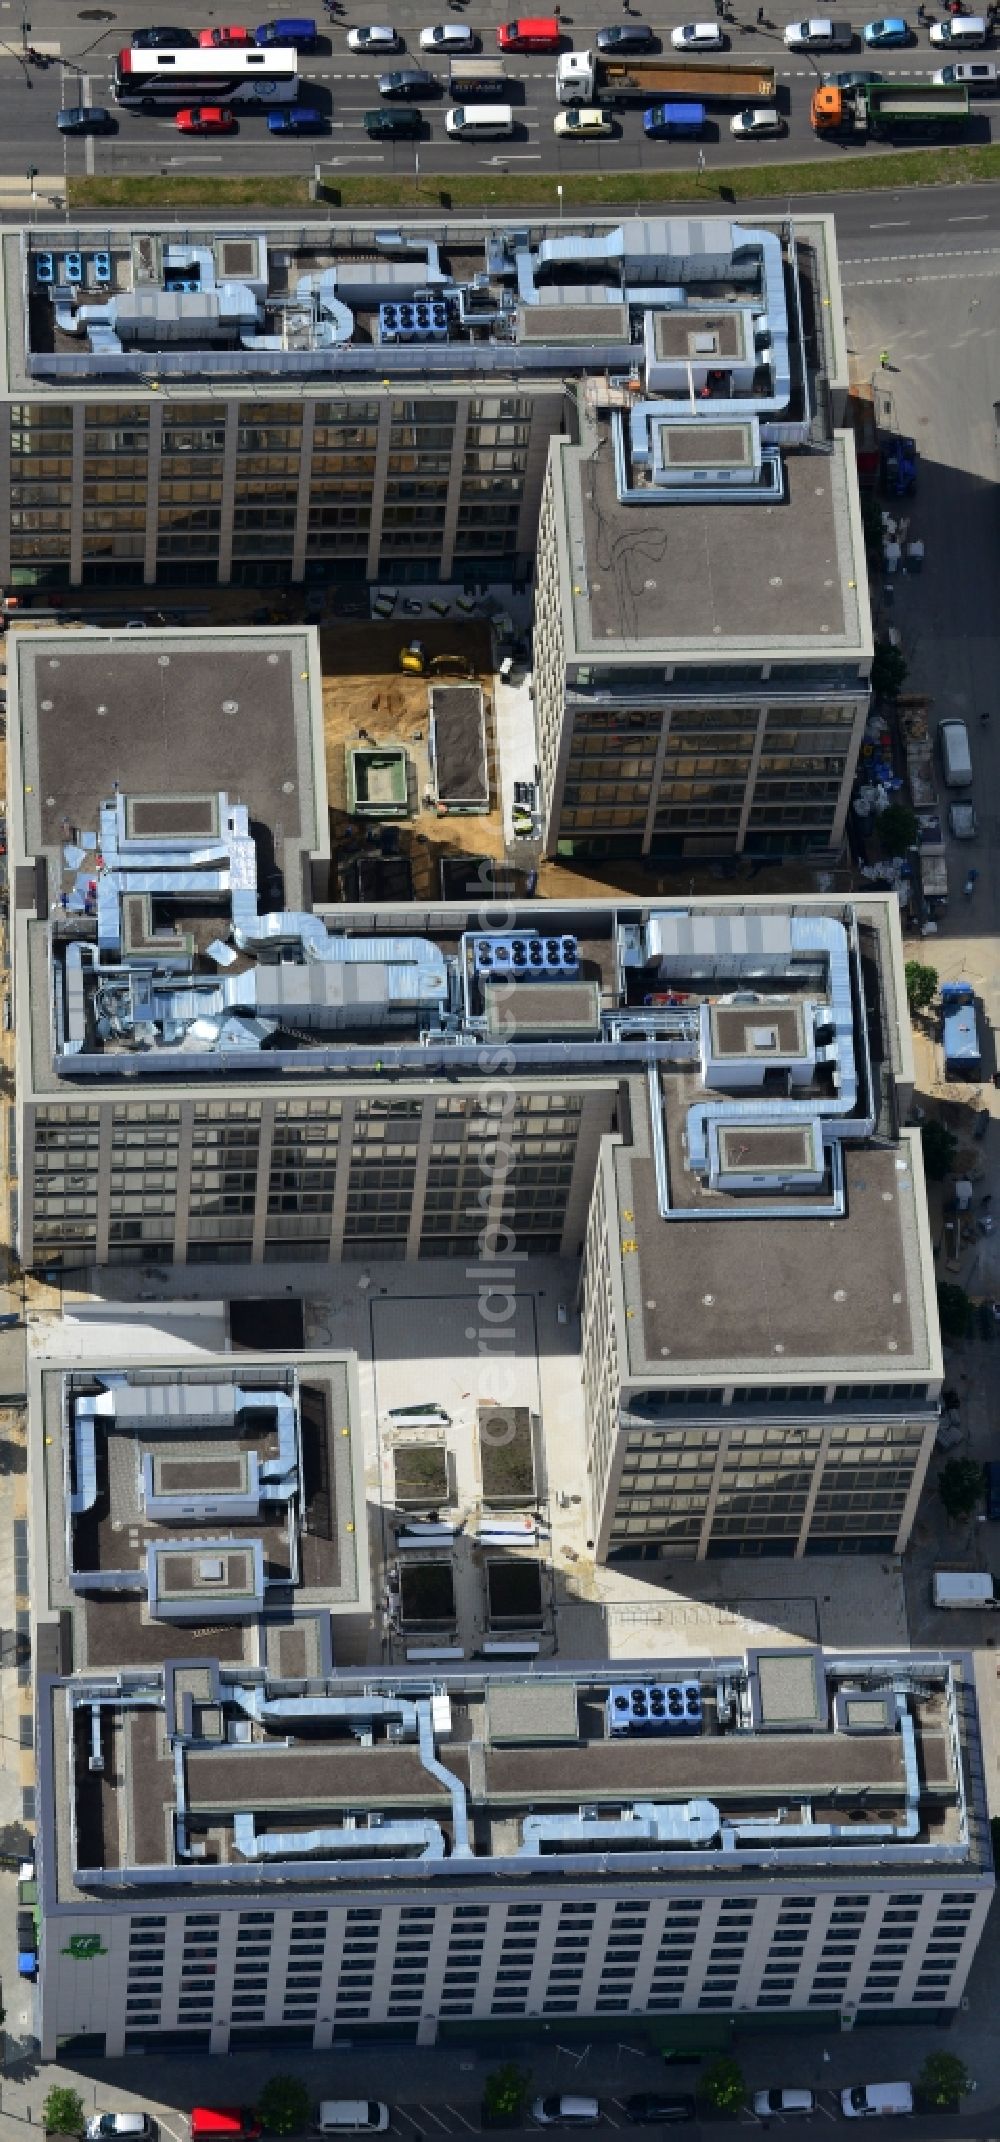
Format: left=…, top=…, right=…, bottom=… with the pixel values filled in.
left=938, top=1456, right=983, bottom=1522
left=701, top=2058, right=746, bottom=2115
left=257, top=2077, right=311, bottom=2137
left=937, top=1281, right=973, bottom=1343
left=483, top=2067, right=531, bottom=2123
left=920, top=1117, right=956, bottom=1182
left=879, top=803, right=917, bottom=857
left=42, top=2089, right=86, bottom=2136
left=904, top=959, right=938, bottom=1016
left=916, top=2054, right=970, bottom=2108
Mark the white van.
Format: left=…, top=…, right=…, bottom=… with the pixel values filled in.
left=938, top=716, right=972, bottom=788
left=445, top=101, right=515, bottom=134
left=933, top=1570, right=999, bottom=1609
left=929, top=14, right=988, bottom=43
left=932, top=57, right=1000, bottom=87
left=841, top=2087, right=913, bottom=2121
left=314, top=2109, right=389, bottom=2136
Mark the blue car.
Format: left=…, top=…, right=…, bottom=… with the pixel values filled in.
left=267, top=105, right=325, bottom=129
left=862, top=16, right=911, bottom=42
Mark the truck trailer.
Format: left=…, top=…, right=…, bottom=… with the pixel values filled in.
left=556, top=49, right=776, bottom=103
left=811, top=79, right=970, bottom=132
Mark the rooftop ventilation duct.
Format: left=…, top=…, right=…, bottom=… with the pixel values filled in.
left=519, top=1796, right=721, bottom=1855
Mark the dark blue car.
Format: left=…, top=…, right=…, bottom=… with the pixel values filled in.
left=255, top=15, right=318, bottom=46
left=267, top=104, right=325, bottom=128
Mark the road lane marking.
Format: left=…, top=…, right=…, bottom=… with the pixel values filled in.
left=869, top=218, right=910, bottom=228
left=949, top=212, right=988, bottom=220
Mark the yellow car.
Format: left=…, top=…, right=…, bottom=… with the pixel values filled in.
left=554, top=105, right=613, bottom=135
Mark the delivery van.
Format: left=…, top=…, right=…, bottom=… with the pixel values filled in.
left=497, top=15, right=561, bottom=48
left=938, top=716, right=972, bottom=787
left=933, top=1570, right=999, bottom=1609
left=445, top=100, right=514, bottom=132
left=841, top=2086, right=913, bottom=2121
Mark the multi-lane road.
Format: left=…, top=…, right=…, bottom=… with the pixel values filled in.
left=1, top=0, right=999, bottom=184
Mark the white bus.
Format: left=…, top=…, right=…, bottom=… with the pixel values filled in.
left=114, top=45, right=300, bottom=106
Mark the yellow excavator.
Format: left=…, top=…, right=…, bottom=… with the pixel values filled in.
left=398, top=641, right=475, bottom=679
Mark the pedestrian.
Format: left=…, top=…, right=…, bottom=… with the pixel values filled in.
left=879, top=348, right=890, bottom=368
left=757, top=4, right=765, bottom=19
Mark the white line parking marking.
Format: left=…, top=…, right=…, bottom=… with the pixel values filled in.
left=416, top=2108, right=452, bottom=2132
left=448, top=2112, right=479, bottom=2132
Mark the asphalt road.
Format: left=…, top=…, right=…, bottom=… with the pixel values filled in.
left=3, top=0, right=1000, bottom=185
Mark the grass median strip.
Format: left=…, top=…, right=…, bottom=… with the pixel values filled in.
left=68, top=139, right=1000, bottom=213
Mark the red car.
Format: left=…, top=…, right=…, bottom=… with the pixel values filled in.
left=175, top=103, right=237, bottom=128
left=197, top=21, right=251, bottom=39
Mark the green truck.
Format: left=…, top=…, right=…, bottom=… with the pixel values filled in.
left=811, top=79, right=970, bottom=133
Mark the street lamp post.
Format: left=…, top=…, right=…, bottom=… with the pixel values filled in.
left=26, top=163, right=37, bottom=225
left=557, top=181, right=563, bottom=218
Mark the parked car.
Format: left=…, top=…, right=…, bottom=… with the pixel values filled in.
left=364, top=102, right=422, bottom=131
left=86, top=2121, right=157, bottom=2142
left=197, top=23, right=251, bottom=42
left=730, top=104, right=785, bottom=132
left=378, top=65, right=436, bottom=92
left=841, top=2088, right=913, bottom=2121
left=419, top=21, right=475, bottom=45
left=948, top=799, right=977, bottom=838
left=347, top=22, right=400, bottom=47
left=57, top=104, right=113, bottom=129
left=532, top=2106, right=601, bottom=2130
left=267, top=104, right=325, bottom=127
left=189, top=2117, right=262, bottom=2142
left=175, top=104, right=237, bottom=128
left=554, top=103, right=613, bottom=131
left=624, top=2097, right=696, bottom=2126
left=595, top=19, right=655, bottom=46
left=784, top=16, right=854, bottom=45
left=862, top=16, right=911, bottom=41
left=313, top=2110, right=389, bottom=2137
left=752, top=2095, right=815, bottom=2120
left=254, top=16, right=318, bottom=44
left=671, top=19, right=725, bottom=44
left=131, top=24, right=198, bottom=44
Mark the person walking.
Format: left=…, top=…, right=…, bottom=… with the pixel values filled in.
left=879, top=348, right=890, bottom=368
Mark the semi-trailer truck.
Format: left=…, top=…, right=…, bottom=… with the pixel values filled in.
left=556, top=49, right=776, bottom=103
left=810, top=79, right=970, bottom=132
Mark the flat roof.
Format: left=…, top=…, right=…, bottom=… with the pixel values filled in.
left=559, top=420, right=868, bottom=660
left=618, top=1130, right=930, bottom=1381
left=35, top=1357, right=370, bottom=1677
left=12, top=628, right=326, bottom=898
left=39, top=1649, right=984, bottom=1907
